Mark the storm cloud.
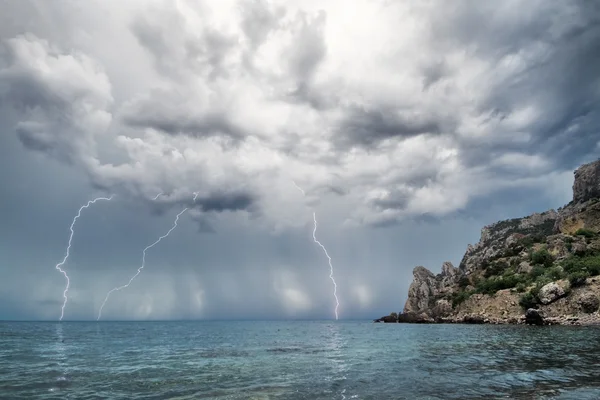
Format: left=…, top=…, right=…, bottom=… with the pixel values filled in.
left=0, top=0, right=599, bottom=321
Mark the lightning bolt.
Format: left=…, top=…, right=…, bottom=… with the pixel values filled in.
left=97, top=192, right=197, bottom=320
left=152, top=192, right=163, bottom=200
left=312, top=211, right=340, bottom=320
left=293, top=181, right=340, bottom=320
left=292, top=181, right=306, bottom=196
left=56, top=195, right=114, bottom=321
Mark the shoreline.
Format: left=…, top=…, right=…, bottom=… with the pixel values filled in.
left=375, top=311, right=600, bottom=326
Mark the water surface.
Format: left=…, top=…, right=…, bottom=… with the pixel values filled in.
left=2, top=321, right=600, bottom=399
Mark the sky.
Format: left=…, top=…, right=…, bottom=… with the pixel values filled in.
left=0, top=0, right=599, bottom=321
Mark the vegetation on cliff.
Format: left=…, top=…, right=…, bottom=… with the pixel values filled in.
left=389, top=159, right=600, bottom=325
left=449, top=230, right=600, bottom=310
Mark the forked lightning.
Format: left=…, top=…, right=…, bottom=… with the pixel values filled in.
left=96, top=192, right=197, bottom=320
left=56, top=195, right=114, bottom=321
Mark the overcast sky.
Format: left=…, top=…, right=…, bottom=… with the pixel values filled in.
left=1, top=0, right=599, bottom=321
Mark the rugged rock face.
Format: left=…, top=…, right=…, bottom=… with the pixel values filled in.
left=394, top=159, right=600, bottom=326
left=555, top=199, right=600, bottom=234
left=403, top=263, right=458, bottom=317
left=403, top=267, right=436, bottom=314
left=577, top=292, right=599, bottom=314
left=573, top=160, right=600, bottom=203
left=459, top=211, right=558, bottom=276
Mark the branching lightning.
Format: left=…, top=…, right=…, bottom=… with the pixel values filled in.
left=96, top=192, right=197, bottom=320
left=293, top=181, right=340, bottom=320
left=56, top=195, right=114, bottom=321
left=152, top=192, right=163, bottom=200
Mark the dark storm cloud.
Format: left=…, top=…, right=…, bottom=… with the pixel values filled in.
left=193, top=191, right=256, bottom=213
left=2, top=0, right=599, bottom=321
left=333, top=0, right=600, bottom=171
left=121, top=99, right=246, bottom=140
left=448, top=1, right=600, bottom=173
left=140, top=189, right=257, bottom=225
left=336, top=106, right=441, bottom=148
left=0, top=33, right=112, bottom=169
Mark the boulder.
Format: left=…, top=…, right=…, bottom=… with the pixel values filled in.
left=572, top=240, right=587, bottom=256
left=516, top=261, right=533, bottom=274
left=538, top=282, right=566, bottom=305
left=577, top=292, right=600, bottom=314
left=463, top=314, right=485, bottom=324
left=525, top=308, right=545, bottom=325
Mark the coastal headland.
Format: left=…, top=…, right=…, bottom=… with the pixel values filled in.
left=376, top=159, right=600, bottom=326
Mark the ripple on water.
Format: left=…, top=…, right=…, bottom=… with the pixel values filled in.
left=2, top=322, right=600, bottom=399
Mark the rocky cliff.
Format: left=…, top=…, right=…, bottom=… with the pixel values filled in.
left=385, top=159, right=600, bottom=326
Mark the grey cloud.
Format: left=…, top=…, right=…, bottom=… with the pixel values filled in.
left=371, top=195, right=410, bottom=213
left=283, top=10, right=328, bottom=108
left=193, top=191, right=256, bottom=213
left=139, top=189, right=258, bottom=222
left=121, top=95, right=246, bottom=140
left=286, top=10, right=327, bottom=85
left=16, top=121, right=57, bottom=153
left=452, top=1, right=600, bottom=170
left=336, top=106, right=441, bottom=148
left=421, top=60, right=450, bottom=91
left=131, top=3, right=238, bottom=82
left=330, top=0, right=600, bottom=172
left=239, top=0, right=285, bottom=50
left=0, top=34, right=112, bottom=168
left=4, top=0, right=600, bottom=322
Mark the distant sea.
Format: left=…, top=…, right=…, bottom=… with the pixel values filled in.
left=2, top=321, right=600, bottom=399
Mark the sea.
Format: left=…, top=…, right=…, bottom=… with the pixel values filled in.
left=2, top=321, right=600, bottom=399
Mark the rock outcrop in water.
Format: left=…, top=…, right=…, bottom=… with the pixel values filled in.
left=389, top=159, right=600, bottom=326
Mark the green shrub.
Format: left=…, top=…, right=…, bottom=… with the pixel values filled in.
left=568, top=271, right=590, bottom=287
left=547, top=266, right=566, bottom=281
left=530, top=265, right=546, bottom=279
left=530, top=249, right=554, bottom=268
left=518, top=235, right=544, bottom=250
left=458, top=276, right=470, bottom=289
left=515, top=282, right=527, bottom=293
left=562, top=255, right=600, bottom=276
left=451, top=291, right=472, bottom=308
left=475, top=274, right=529, bottom=295
left=519, top=292, right=538, bottom=309
left=575, top=228, right=597, bottom=238
left=484, top=260, right=510, bottom=278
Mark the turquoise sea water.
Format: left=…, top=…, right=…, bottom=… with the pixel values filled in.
left=2, top=321, right=600, bottom=399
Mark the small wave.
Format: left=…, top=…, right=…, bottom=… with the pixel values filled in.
left=266, top=347, right=303, bottom=354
